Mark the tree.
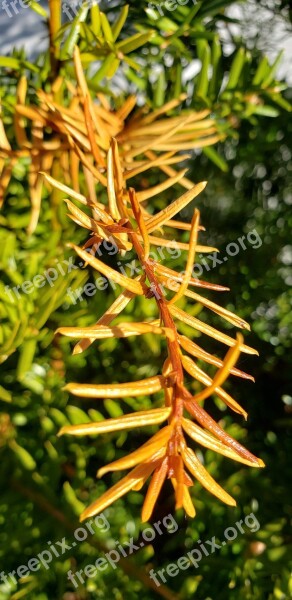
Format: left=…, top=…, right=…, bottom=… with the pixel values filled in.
left=0, top=2, right=291, bottom=598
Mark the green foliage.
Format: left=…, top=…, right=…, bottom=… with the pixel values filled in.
left=0, top=1, right=291, bottom=599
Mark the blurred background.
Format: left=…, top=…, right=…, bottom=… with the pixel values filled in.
left=0, top=1, right=291, bottom=599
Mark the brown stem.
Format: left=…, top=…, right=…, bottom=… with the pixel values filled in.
left=130, top=232, right=185, bottom=438
left=10, top=480, right=182, bottom=600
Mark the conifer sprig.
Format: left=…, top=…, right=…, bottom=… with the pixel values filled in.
left=45, top=136, right=265, bottom=523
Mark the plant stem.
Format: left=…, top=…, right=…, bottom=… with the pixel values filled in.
left=11, top=480, right=182, bottom=600
left=131, top=232, right=185, bottom=430
left=48, top=0, right=61, bottom=78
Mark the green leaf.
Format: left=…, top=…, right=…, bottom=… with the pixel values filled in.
left=27, top=0, right=48, bottom=18
left=195, top=26, right=208, bottom=62
left=79, top=22, right=96, bottom=45
left=90, top=0, right=101, bottom=36
left=154, top=69, right=166, bottom=108
left=252, top=105, right=279, bottom=117
left=196, top=43, right=211, bottom=100
left=203, top=146, right=228, bottom=172
left=104, top=399, right=124, bottom=418
left=100, top=12, right=114, bottom=42
left=112, top=5, right=129, bottom=42
left=88, top=408, right=104, bottom=422
left=79, top=51, right=104, bottom=65
left=50, top=408, right=70, bottom=428
left=34, top=295, right=57, bottom=329
left=252, top=56, right=270, bottom=86
left=67, top=405, right=91, bottom=425
left=90, top=53, right=120, bottom=84
left=17, top=338, right=37, bottom=380
left=268, top=93, right=291, bottom=112
left=154, top=17, right=178, bottom=34
left=60, top=3, right=90, bottom=60
left=123, top=55, right=141, bottom=71
left=126, top=68, right=146, bottom=90
left=10, top=440, right=36, bottom=470
left=116, top=31, right=154, bottom=54
left=22, top=60, right=40, bottom=73
left=262, top=51, right=284, bottom=88
left=0, top=56, right=20, bottom=69
left=10, top=314, right=29, bottom=351
left=209, top=36, right=222, bottom=98
left=107, top=57, right=120, bottom=78
left=145, top=5, right=159, bottom=21
left=0, top=385, right=12, bottom=402
left=225, top=48, right=246, bottom=90
left=200, top=0, right=235, bottom=16
left=63, top=481, right=85, bottom=514
left=10, top=582, right=37, bottom=599
left=174, top=61, right=182, bottom=98
left=170, top=2, right=202, bottom=42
